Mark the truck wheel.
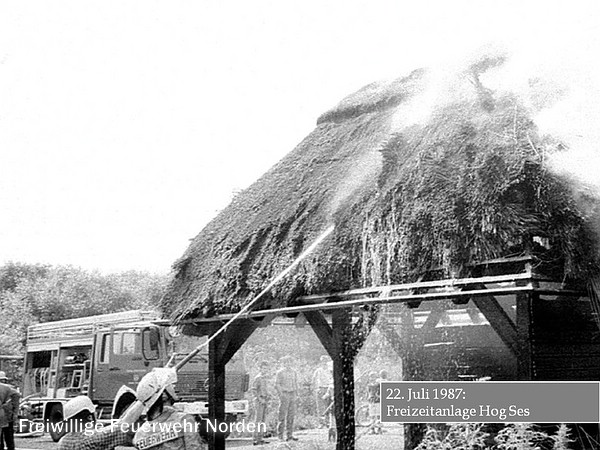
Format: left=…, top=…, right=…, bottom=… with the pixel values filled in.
left=48, top=404, right=67, bottom=442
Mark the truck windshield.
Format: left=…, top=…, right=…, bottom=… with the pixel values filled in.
left=113, top=332, right=139, bottom=355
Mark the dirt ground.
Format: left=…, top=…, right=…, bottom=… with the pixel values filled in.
left=14, top=423, right=404, bottom=450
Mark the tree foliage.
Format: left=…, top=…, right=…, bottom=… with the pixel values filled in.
left=0, top=262, right=168, bottom=354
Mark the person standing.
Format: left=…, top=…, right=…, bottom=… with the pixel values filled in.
left=0, top=371, right=20, bottom=450
left=250, top=361, right=270, bottom=445
left=275, top=356, right=298, bottom=442
left=311, top=356, right=332, bottom=428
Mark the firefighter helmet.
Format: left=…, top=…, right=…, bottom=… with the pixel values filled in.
left=136, top=368, right=178, bottom=408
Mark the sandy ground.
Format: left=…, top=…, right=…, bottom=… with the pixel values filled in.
left=14, top=423, right=404, bottom=450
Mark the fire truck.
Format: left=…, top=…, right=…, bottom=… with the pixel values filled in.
left=20, top=310, right=249, bottom=441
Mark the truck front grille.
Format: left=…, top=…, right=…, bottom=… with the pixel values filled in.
left=175, top=372, right=208, bottom=400
left=174, top=372, right=248, bottom=401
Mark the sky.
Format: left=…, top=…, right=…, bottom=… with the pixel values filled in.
left=1, top=1, right=600, bottom=274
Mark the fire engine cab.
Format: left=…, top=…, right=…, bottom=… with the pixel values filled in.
left=21, top=310, right=249, bottom=441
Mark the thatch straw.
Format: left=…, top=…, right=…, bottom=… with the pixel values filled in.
left=161, top=62, right=600, bottom=322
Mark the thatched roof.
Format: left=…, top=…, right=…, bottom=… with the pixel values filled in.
left=162, top=59, right=600, bottom=322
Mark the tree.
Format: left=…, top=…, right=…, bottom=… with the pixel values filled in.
left=0, top=290, right=35, bottom=354
left=0, top=263, right=169, bottom=354
left=0, top=262, right=50, bottom=292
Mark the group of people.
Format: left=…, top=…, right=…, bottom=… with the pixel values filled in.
left=5, top=359, right=390, bottom=450
left=251, top=355, right=392, bottom=444
left=250, top=355, right=334, bottom=445
left=251, top=355, right=300, bottom=445
left=0, top=371, right=20, bottom=450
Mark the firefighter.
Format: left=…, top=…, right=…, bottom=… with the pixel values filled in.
left=133, top=370, right=206, bottom=450
left=57, top=369, right=173, bottom=450
left=0, top=371, right=20, bottom=450
left=58, top=396, right=141, bottom=450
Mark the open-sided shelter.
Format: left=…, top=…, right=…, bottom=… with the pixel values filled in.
left=162, top=55, right=600, bottom=450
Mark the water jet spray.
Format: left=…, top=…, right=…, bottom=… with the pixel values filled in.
left=171, top=224, right=335, bottom=371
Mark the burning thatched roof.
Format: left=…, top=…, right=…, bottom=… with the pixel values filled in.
left=162, top=59, right=600, bottom=322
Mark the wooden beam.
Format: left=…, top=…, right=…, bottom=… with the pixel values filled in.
left=218, top=319, right=258, bottom=365
left=304, top=311, right=334, bottom=356
left=185, top=285, right=541, bottom=323
left=407, top=300, right=422, bottom=309
left=517, top=292, right=534, bottom=380
left=300, top=272, right=534, bottom=301
left=294, top=313, right=308, bottom=327
left=421, top=304, right=445, bottom=330
left=257, top=313, right=276, bottom=328
left=471, top=295, right=519, bottom=358
left=467, top=307, right=483, bottom=324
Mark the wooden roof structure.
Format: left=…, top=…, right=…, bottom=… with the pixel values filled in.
left=162, top=54, right=600, bottom=450
left=177, top=255, right=599, bottom=449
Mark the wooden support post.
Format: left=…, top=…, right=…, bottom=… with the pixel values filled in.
left=472, top=294, right=519, bottom=358
left=516, top=292, right=534, bottom=380
left=400, top=305, right=426, bottom=450
left=207, top=319, right=258, bottom=450
left=400, top=305, right=423, bottom=381
left=208, top=325, right=226, bottom=450
left=332, top=309, right=355, bottom=450
left=305, top=308, right=376, bottom=450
